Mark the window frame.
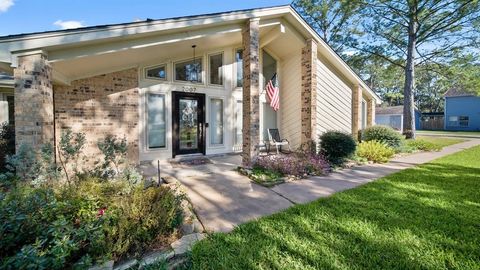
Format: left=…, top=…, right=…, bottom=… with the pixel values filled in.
left=173, top=57, right=204, bottom=84
left=208, top=96, right=225, bottom=147
left=459, top=116, right=469, bottom=127
left=146, top=93, right=167, bottom=149
left=144, top=63, right=168, bottom=81
left=207, top=52, right=224, bottom=87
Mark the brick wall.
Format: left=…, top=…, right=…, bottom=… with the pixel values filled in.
left=14, top=53, right=54, bottom=150
left=54, top=68, right=139, bottom=166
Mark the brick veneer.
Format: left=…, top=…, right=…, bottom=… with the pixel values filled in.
left=367, top=98, right=375, bottom=127
left=54, top=68, right=139, bottom=166
left=352, top=85, right=362, bottom=138
left=301, top=39, right=318, bottom=144
left=14, top=53, right=54, bottom=150
left=242, top=18, right=260, bottom=166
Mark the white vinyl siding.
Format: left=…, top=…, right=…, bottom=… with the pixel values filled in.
left=279, top=52, right=302, bottom=148
left=316, top=57, right=352, bottom=135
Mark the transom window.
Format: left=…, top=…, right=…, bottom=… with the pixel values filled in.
left=175, top=58, right=202, bottom=83
left=209, top=53, right=223, bottom=85
left=145, top=65, right=166, bottom=80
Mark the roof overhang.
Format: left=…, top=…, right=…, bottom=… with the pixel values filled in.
left=0, top=4, right=380, bottom=102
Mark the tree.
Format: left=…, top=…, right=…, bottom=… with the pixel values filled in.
left=355, top=0, right=480, bottom=138
left=293, top=0, right=363, bottom=53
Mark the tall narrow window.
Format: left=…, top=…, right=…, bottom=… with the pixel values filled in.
left=235, top=49, right=243, bottom=87
left=175, top=58, right=202, bottom=83
left=361, top=100, right=367, bottom=129
left=209, top=53, right=223, bottom=85
left=147, top=94, right=166, bottom=148
left=234, top=100, right=242, bottom=150
left=210, top=98, right=224, bottom=145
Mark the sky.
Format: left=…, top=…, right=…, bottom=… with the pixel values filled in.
left=0, top=0, right=291, bottom=36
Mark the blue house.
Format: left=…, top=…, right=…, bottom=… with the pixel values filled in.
left=444, top=88, right=480, bottom=131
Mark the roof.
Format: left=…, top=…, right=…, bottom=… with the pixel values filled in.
left=444, top=88, right=475, bottom=97
left=0, top=72, right=14, bottom=88
left=0, top=4, right=381, bottom=102
left=376, top=105, right=420, bottom=115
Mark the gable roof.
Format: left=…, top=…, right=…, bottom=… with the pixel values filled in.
left=376, top=105, right=420, bottom=115
left=0, top=4, right=380, bottom=102
left=444, top=88, right=475, bottom=97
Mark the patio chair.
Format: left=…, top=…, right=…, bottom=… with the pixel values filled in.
left=267, top=128, right=291, bottom=154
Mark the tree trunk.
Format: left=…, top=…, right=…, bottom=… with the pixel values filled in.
left=403, top=10, right=417, bottom=139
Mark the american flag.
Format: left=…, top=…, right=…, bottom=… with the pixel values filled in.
left=266, top=73, right=279, bottom=111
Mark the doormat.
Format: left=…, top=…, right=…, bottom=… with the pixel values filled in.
left=170, top=157, right=212, bottom=167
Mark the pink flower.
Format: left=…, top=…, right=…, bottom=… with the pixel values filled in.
left=97, top=207, right=107, bottom=218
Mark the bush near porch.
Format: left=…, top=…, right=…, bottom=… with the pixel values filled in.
left=0, top=129, right=184, bottom=269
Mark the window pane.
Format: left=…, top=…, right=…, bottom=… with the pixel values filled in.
left=175, top=58, right=202, bottom=83
left=262, top=102, right=277, bottom=141
left=234, top=100, right=242, bottom=149
left=209, top=53, right=223, bottom=85
left=146, top=65, right=166, bottom=80
left=147, top=94, right=166, bottom=148
left=459, top=116, right=469, bottom=126
left=236, top=49, right=243, bottom=87
left=210, top=99, right=224, bottom=145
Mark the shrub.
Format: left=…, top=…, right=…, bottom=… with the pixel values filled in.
left=0, top=178, right=183, bottom=268
left=58, top=129, right=86, bottom=183
left=97, top=135, right=128, bottom=177
left=405, top=139, right=441, bottom=152
left=361, top=125, right=404, bottom=149
left=356, top=140, right=395, bottom=163
left=254, top=153, right=330, bottom=178
left=0, top=122, right=15, bottom=173
left=319, top=131, right=356, bottom=165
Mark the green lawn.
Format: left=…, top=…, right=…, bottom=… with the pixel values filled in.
left=416, top=135, right=466, bottom=148
left=417, top=130, right=480, bottom=137
left=191, top=146, right=480, bottom=270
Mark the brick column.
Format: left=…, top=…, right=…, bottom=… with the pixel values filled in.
left=301, top=39, right=318, bottom=144
left=242, top=18, right=260, bottom=166
left=351, top=85, right=362, bottom=138
left=14, top=52, right=54, bottom=150
left=367, top=98, right=375, bottom=127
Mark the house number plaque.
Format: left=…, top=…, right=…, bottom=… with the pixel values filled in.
left=182, top=86, right=196, bottom=93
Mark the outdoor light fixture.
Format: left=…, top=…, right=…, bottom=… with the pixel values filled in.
left=183, top=44, right=197, bottom=92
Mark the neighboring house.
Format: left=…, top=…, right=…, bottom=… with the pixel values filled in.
left=0, top=5, right=380, bottom=166
left=444, top=88, right=480, bottom=131
left=420, top=112, right=444, bottom=130
left=0, top=72, right=14, bottom=125
left=375, top=105, right=421, bottom=132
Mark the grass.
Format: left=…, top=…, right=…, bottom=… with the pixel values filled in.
left=191, top=146, right=480, bottom=270
left=416, top=136, right=465, bottom=148
left=417, top=130, right=480, bottom=137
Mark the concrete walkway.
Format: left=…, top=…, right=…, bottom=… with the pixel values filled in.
left=141, top=139, right=480, bottom=232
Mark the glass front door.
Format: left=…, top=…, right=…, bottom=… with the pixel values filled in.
left=172, top=92, right=205, bottom=157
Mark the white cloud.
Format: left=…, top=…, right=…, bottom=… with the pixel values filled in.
left=53, top=20, right=85, bottom=30
left=0, top=0, right=14, bottom=13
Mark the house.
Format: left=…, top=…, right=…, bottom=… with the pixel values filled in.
left=0, top=72, right=14, bottom=125
left=0, top=5, right=380, bottom=166
left=444, top=88, right=480, bottom=131
left=375, top=105, right=421, bottom=132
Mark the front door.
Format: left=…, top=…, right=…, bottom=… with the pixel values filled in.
left=172, top=92, right=206, bottom=157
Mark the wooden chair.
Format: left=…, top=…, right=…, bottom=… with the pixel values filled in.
left=267, top=129, right=291, bottom=154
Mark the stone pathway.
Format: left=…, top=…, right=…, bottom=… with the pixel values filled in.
left=140, top=139, right=480, bottom=233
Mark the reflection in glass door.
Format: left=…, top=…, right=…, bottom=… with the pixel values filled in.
left=179, top=99, right=199, bottom=151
